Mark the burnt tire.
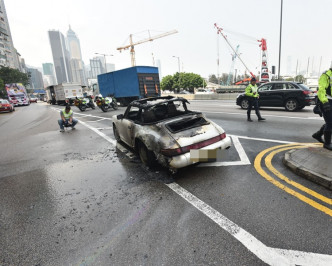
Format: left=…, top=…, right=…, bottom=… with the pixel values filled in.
left=113, top=124, right=121, bottom=141
left=138, top=141, right=156, bottom=167
left=285, top=98, right=298, bottom=112
left=241, top=98, right=249, bottom=109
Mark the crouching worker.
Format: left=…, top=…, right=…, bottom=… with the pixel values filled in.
left=58, top=105, right=78, bottom=132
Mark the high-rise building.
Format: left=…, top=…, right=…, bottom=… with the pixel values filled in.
left=66, top=26, right=86, bottom=85
left=90, top=57, right=105, bottom=79
left=48, top=30, right=72, bottom=84
left=42, top=63, right=55, bottom=76
left=28, top=67, right=44, bottom=90
left=0, top=0, right=19, bottom=69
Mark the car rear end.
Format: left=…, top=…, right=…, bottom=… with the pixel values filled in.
left=159, top=114, right=231, bottom=169
left=0, top=100, right=13, bottom=112
left=298, top=84, right=316, bottom=106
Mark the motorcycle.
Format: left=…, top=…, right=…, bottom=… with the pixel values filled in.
left=96, top=96, right=118, bottom=112
left=74, top=97, right=95, bottom=111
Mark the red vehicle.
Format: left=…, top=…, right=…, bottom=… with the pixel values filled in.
left=0, top=99, right=15, bottom=112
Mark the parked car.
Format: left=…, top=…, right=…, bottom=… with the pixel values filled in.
left=112, top=96, right=232, bottom=172
left=29, top=95, right=38, bottom=103
left=195, top=89, right=214, bottom=94
left=236, top=81, right=316, bottom=111
left=0, top=99, right=15, bottom=112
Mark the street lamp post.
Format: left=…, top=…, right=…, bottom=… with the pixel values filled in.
left=278, top=0, right=283, bottom=80
left=173, top=56, right=180, bottom=92
left=95, top=53, right=114, bottom=73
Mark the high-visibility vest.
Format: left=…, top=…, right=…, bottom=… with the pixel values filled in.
left=62, top=109, right=73, bottom=119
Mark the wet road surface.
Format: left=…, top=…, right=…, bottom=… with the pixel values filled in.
left=0, top=101, right=331, bottom=265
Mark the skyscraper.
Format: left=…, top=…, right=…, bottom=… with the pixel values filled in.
left=48, top=30, right=72, bottom=84
left=90, top=57, right=105, bottom=79
left=28, top=67, right=44, bottom=89
left=66, top=26, right=86, bottom=85
left=0, top=0, right=19, bottom=69
left=42, top=63, right=57, bottom=86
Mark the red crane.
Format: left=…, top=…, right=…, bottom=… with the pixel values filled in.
left=214, top=23, right=270, bottom=84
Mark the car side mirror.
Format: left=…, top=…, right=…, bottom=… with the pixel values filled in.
left=117, top=114, right=124, bottom=120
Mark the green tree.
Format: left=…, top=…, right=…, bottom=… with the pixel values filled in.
left=0, top=67, right=30, bottom=87
left=161, top=75, right=174, bottom=91
left=0, top=78, right=5, bottom=98
left=295, top=75, right=304, bottom=83
left=208, top=74, right=218, bottom=84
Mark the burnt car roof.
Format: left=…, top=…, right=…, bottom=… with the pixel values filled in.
left=130, top=96, right=189, bottom=109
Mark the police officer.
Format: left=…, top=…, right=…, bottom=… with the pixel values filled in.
left=316, top=68, right=332, bottom=150
left=245, top=77, right=265, bottom=122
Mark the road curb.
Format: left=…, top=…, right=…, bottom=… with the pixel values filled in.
left=283, top=149, right=332, bottom=191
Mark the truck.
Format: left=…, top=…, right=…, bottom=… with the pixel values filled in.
left=5, top=83, right=30, bottom=106
left=97, top=66, right=161, bottom=106
left=45, top=83, right=83, bottom=105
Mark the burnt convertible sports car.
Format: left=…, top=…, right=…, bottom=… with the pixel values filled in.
left=112, top=96, right=231, bottom=171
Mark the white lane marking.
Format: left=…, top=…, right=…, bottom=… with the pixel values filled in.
left=199, top=136, right=251, bottom=167
left=166, top=182, right=332, bottom=266
left=95, top=127, right=113, bottom=130
left=88, top=118, right=107, bottom=122
left=230, top=134, right=295, bottom=144
left=195, top=110, right=321, bottom=120
left=78, top=120, right=116, bottom=146
left=59, top=109, right=332, bottom=265
left=51, top=107, right=113, bottom=120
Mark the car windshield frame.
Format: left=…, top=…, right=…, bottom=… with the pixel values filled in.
left=297, top=84, right=311, bottom=91
left=0, top=100, right=9, bottom=104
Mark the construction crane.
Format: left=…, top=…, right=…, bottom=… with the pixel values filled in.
left=117, top=30, right=178, bottom=67
left=226, top=45, right=240, bottom=85
left=214, top=23, right=271, bottom=84
left=214, top=23, right=255, bottom=78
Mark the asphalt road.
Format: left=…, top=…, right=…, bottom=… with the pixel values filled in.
left=0, top=101, right=331, bottom=266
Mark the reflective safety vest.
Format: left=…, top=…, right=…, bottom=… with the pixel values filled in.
left=245, top=84, right=259, bottom=98
left=318, top=69, right=332, bottom=103
left=62, top=109, right=73, bottom=119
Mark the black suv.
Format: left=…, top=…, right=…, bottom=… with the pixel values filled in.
left=236, top=81, right=316, bottom=111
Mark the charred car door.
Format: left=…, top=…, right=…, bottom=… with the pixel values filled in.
left=117, top=106, right=141, bottom=147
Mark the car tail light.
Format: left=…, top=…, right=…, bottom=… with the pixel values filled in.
left=303, top=90, right=311, bottom=95
left=160, top=133, right=226, bottom=157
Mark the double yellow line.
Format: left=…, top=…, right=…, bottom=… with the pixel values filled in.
left=254, top=143, right=332, bottom=217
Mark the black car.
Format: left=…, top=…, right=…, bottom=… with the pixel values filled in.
left=236, top=81, right=316, bottom=111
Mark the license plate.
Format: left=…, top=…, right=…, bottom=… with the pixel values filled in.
left=190, top=148, right=225, bottom=163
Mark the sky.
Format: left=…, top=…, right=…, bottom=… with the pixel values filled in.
left=5, top=0, right=332, bottom=79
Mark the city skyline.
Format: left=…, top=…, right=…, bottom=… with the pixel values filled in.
left=3, top=0, right=332, bottom=80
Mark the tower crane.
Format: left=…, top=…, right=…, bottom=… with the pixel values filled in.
left=226, top=45, right=240, bottom=85
left=117, top=30, right=178, bottom=67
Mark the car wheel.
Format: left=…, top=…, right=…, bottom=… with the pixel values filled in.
left=285, top=98, right=298, bottom=111
left=241, top=99, right=249, bottom=109
left=113, top=124, right=121, bottom=141
left=138, top=141, right=156, bottom=167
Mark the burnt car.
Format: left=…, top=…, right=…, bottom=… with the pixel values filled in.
left=112, top=96, right=231, bottom=171
left=236, top=81, right=316, bottom=111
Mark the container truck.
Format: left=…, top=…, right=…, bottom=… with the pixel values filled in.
left=45, top=83, right=83, bottom=105
left=97, top=66, right=161, bottom=106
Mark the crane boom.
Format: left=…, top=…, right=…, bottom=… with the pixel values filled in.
left=214, top=23, right=255, bottom=78
left=117, top=30, right=178, bottom=66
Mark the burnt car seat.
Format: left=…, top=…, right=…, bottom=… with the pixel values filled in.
left=142, top=110, right=157, bottom=123
left=167, top=103, right=177, bottom=117
left=154, top=104, right=168, bottom=120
